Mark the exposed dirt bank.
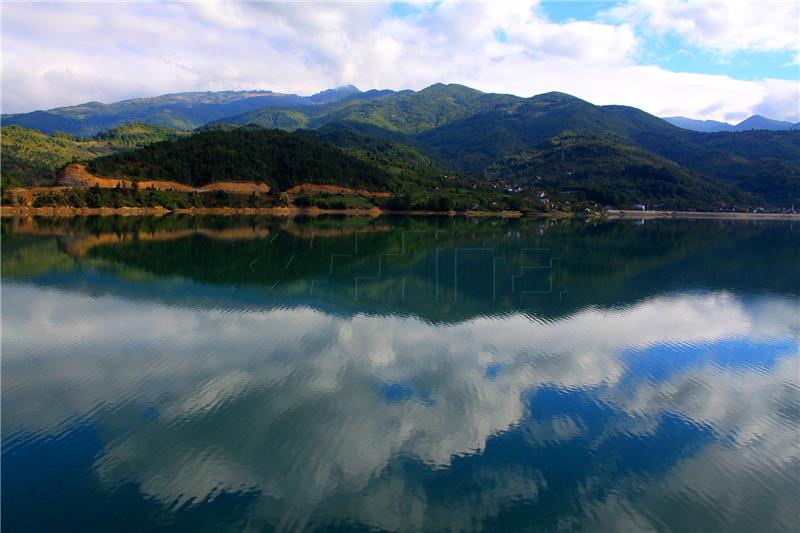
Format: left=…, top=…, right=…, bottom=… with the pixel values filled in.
left=57, top=163, right=271, bottom=194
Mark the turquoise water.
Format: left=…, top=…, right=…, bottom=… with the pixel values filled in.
left=2, top=215, right=799, bottom=532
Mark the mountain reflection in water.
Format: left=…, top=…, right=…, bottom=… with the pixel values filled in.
left=2, top=215, right=799, bottom=532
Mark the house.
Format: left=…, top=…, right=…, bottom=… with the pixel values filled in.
left=634, top=203, right=646, bottom=211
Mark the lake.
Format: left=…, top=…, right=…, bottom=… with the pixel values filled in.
left=2, top=215, right=799, bottom=532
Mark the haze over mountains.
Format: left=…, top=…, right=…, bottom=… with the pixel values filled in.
left=2, top=83, right=799, bottom=208
left=664, top=115, right=800, bottom=133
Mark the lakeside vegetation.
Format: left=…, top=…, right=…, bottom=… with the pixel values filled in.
left=9, top=186, right=277, bottom=210
left=2, top=183, right=539, bottom=214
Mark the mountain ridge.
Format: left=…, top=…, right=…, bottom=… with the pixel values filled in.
left=2, top=87, right=394, bottom=135
left=3, top=83, right=799, bottom=208
left=664, top=114, right=798, bottom=132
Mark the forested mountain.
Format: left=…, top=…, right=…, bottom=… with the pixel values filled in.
left=211, top=84, right=515, bottom=133
left=2, top=86, right=389, bottom=135
left=308, top=84, right=519, bottom=133
left=415, top=96, right=800, bottom=180
left=3, top=83, right=799, bottom=208
left=214, top=83, right=525, bottom=134
left=210, top=86, right=800, bottom=207
left=1, top=124, right=189, bottom=187
left=486, top=133, right=752, bottom=209
left=86, top=127, right=391, bottom=191
left=303, top=121, right=432, bottom=167
left=56, top=125, right=749, bottom=211
left=205, top=89, right=404, bottom=131
left=209, top=109, right=310, bottom=131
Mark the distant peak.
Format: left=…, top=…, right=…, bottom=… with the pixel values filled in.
left=663, top=114, right=795, bottom=132
left=312, top=85, right=360, bottom=96
left=737, top=115, right=768, bottom=124
left=735, top=115, right=794, bottom=129
left=307, top=85, right=362, bottom=104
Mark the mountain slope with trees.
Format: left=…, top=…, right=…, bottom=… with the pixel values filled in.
left=1, top=86, right=389, bottom=135
left=86, top=127, right=392, bottom=191
left=1, top=123, right=189, bottom=187
left=3, top=83, right=799, bottom=209
left=486, top=133, right=752, bottom=209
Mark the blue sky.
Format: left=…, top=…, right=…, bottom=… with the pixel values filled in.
left=2, top=1, right=799, bottom=121
left=539, top=1, right=799, bottom=83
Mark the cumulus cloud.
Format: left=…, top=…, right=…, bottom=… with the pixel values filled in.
left=608, top=0, right=800, bottom=53
left=1, top=1, right=798, bottom=121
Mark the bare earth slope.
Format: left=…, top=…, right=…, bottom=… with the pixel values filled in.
left=57, top=163, right=271, bottom=194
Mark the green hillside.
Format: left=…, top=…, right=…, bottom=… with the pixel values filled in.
left=2, top=85, right=394, bottom=136
left=213, top=84, right=521, bottom=134
left=5, top=83, right=799, bottom=208
left=487, top=133, right=752, bottom=209
left=2, top=92, right=299, bottom=135
left=86, top=127, right=391, bottom=191
left=190, top=85, right=800, bottom=206
left=210, top=108, right=310, bottom=130
left=66, top=127, right=530, bottom=213
left=2, top=87, right=395, bottom=135
left=717, top=159, right=800, bottom=205
left=308, top=83, right=520, bottom=133
left=416, top=95, right=778, bottom=177
left=1, top=123, right=189, bottom=187
left=300, top=122, right=441, bottom=181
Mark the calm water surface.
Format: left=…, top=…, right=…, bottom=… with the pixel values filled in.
left=2, top=215, right=799, bottom=532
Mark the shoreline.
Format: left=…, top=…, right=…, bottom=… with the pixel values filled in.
left=0, top=205, right=533, bottom=218
left=603, top=210, right=800, bottom=221
left=1, top=205, right=797, bottom=221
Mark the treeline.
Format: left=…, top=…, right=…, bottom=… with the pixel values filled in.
left=3, top=186, right=539, bottom=214
left=87, top=127, right=391, bottom=191
left=6, top=186, right=279, bottom=210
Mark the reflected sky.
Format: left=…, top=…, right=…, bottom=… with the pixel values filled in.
left=2, top=216, right=799, bottom=532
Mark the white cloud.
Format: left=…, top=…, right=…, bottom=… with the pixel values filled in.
left=608, top=0, right=800, bottom=53
left=1, top=1, right=798, bottom=121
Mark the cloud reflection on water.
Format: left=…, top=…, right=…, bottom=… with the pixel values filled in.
left=3, top=282, right=798, bottom=530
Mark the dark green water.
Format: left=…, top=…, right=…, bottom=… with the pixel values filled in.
left=2, top=215, right=799, bottom=532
